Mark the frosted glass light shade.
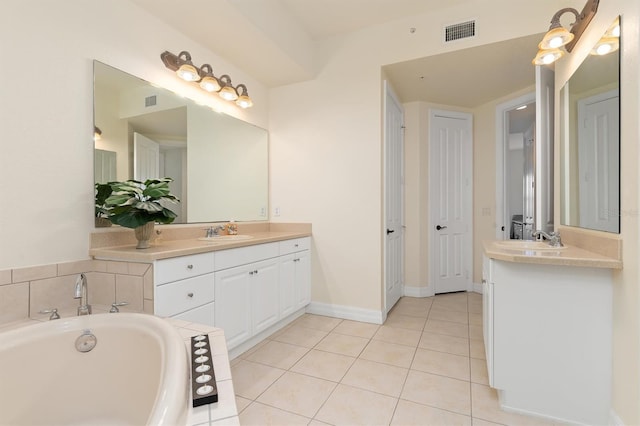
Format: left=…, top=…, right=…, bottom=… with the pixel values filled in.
left=200, top=76, right=221, bottom=92
left=236, top=95, right=253, bottom=108
left=539, top=27, right=574, bottom=49
left=177, top=63, right=199, bottom=82
left=219, top=86, right=238, bottom=101
left=532, top=48, right=565, bottom=65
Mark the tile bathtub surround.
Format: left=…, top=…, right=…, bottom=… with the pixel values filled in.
left=232, top=293, right=558, bottom=426
left=0, top=258, right=152, bottom=325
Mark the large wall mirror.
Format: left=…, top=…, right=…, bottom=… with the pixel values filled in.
left=93, top=61, right=269, bottom=225
left=560, top=17, right=620, bottom=233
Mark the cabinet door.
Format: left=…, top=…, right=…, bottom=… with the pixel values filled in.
left=215, top=266, right=252, bottom=349
left=294, top=250, right=311, bottom=310
left=279, top=254, right=297, bottom=318
left=251, top=258, right=280, bottom=334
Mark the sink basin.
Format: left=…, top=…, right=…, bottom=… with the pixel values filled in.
left=197, top=234, right=254, bottom=242
left=495, top=240, right=566, bottom=251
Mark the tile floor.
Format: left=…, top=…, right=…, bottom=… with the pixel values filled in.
left=231, top=293, right=558, bottom=425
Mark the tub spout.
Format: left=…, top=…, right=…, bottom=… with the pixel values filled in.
left=74, top=273, right=92, bottom=316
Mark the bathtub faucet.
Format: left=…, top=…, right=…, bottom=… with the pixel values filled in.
left=74, top=273, right=92, bottom=316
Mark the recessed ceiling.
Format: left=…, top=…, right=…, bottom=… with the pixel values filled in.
left=383, top=33, right=544, bottom=108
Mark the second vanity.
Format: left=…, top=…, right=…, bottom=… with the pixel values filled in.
left=90, top=223, right=311, bottom=358
left=482, top=231, right=621, bottom=425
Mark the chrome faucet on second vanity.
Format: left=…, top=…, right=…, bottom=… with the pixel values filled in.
left=533, top=230, right=564, bottom=248
left=74, top=273, right=92, bottom=316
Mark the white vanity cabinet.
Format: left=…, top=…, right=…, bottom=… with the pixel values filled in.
left=154, top=252, right=215, bottom=325
left=482, top=256, right=612, bottom=425
left=279, top=238, right=311, bottom=317
left=214, top=237, right=311, bottom=351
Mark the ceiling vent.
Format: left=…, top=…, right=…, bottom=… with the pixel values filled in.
left=444, top=20, right=476, bottom=43
left=145, top=95, right=157, bottom=107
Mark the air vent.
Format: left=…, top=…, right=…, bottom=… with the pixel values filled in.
left=444, top=20, right=476, bottom=42
left=145, top=95, right=157, bottom=107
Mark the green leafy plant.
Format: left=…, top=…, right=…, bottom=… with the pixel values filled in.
left=105, top=178, right=180, bottom=229
left=95, top=182, right=113, bottom=219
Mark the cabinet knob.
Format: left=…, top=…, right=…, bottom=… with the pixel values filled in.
left=187, top=264, right=194, bottom=270
left=249, top=271, right=254, bottom=275
left=254, top=270, right=258, bottom=274
left=187, top=292, right=194, bottom=298
left=294, top=244, right=299, bottom=248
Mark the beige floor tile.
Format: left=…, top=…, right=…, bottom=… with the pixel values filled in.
left=471, top=418, right=503, bottom=426
left=373, top=325, right=422, bottom=347
left=467, top=292, right=482, bottom=302
left=315, top=384, right=398, bottom=426
left=432, top=295, right=469, bottom=313
left=469, top=324, right=483, bottom=339
left=290, top=349, right=355, bottom=382
left=411, top=348, right=470, bottom=381
left=468, top=301, right=483, bottom=314
left=235, top=396, right=251, bottom=413
left=471, top=384, right=557, bottom=426
left=391, top=399, right=472, bottom=426
left=256, top=371, right=336, bottom=418
left=391, top=303, right=430, bottom=318
left=425, top=319, right=469, bottom=338
left=470, top=357, right=489, bottom=385
left=401, top=370, right=471, bottom=415
left=239, top=402, right=310, bottom=426
left=469, top=338, right=486, bottom=360
left=315, top=332, right=370, bottom=357
left=239, top=339, right=269, bottom=359
left=469, top=312, right=483, bottom=326
left=332, top=319, right=380, bottom=338
left=384, top=312, right=427, bottom=331
left=429, top=307, right=469, bottom=324
left=231, top=360, right=285, bottom=400
left=419, top=331, right=469, bottom=356
left=341, top=358, right=409, bottom=397
left=360, top=339, right=417, bottom=368
left=397, top=296, right=433, bottom=309
left=244, top=340, right=309, bottom=370
left=308, top=420, right=332, bottom=426
left=294, top=313, right=342, bottom=331
left=271, top=324, right=328, bottom=348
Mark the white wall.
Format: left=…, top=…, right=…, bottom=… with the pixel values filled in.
left=269, top=1, right=584, bottom=312
left=0, top=0, right=268, bottom=269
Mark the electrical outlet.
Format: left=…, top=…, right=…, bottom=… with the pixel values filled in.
left=274, top=207, right=281, bottom=217
left=259, top=207, right=266, bottom=217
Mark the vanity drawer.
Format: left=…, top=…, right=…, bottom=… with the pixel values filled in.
left=155, top=252, right=215, bottom=285
left=279, top=237, right=310, bottom=255
left=215, top=242, right=279, bottom=271
left=172, top=302, right=214, bottom=326
left=155, top=273, right=214, bottom=317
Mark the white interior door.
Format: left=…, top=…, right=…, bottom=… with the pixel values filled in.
left=133, top=132, right=159, bottom=181
left=429, top=109, right=472, bottom=294
left=578, top=90, right=620, bottom=232
left=384, top=81, right=404, bottom=313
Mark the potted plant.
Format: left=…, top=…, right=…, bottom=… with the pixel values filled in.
left=105, top=178, right=180, bottom=249
left=95, top=182, right=113, bottom=227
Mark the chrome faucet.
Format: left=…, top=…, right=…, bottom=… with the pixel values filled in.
left=74, top=273, right=92, bottom=316
left=533, top=230, right=563, bottom=247
left=205, top=225, right=226, bottom=238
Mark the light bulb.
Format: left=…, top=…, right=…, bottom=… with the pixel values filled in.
left=177, top=64, right=199, bottom=82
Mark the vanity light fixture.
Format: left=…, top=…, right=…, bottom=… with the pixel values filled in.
left=160, top=50, right=253, bottom=108
left=218, top=75, right=238, bottom=101
left=235, top=84, right=253, bottom=109
left=532, top=0, right=599, bottom=65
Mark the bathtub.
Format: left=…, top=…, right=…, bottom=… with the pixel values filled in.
left=0, top=313, right=190, bottom=425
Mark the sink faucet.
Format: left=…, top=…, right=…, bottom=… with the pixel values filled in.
left=74, top=273, right=92, bottom=316
left=205, top=225, right=226, bottom=238
left=533, top=230, right=563, bottom=248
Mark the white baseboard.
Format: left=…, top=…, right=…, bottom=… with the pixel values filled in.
left=403, top=285, right=433, bottom=297
left=472, top=282, right=483, bottom=293
left=609, top=409, right=624, bottom=426
left=306, top=301, right=384, bottom=324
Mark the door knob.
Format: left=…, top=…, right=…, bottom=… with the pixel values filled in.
left=386, top=229, right=395, bottom=235
left=436, top=225, right=447, bottom=230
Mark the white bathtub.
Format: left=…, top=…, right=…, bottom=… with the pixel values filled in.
left=0, top=313, right=190, bottom=425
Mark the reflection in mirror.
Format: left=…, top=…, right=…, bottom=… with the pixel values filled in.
left=560, top=17, right=620, bottom=233
left=93, top=61, right=268, bottom=224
